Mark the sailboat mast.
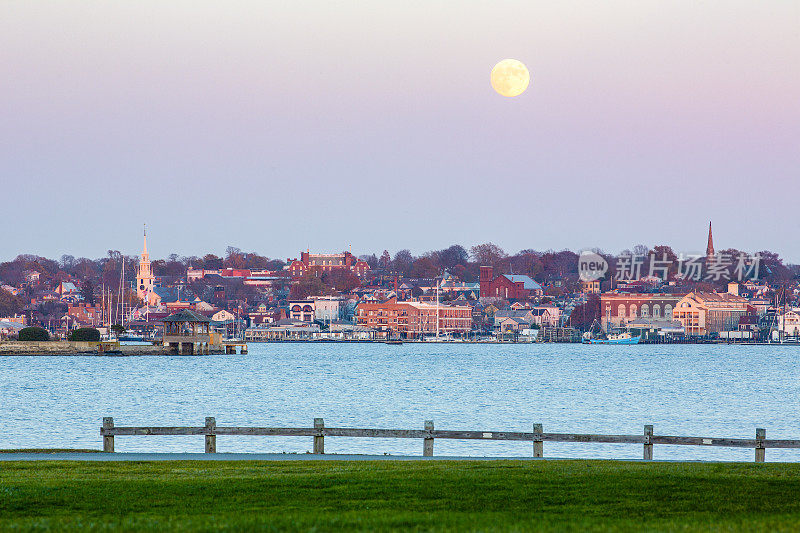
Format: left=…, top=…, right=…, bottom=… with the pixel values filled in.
left=436, top=278, right=440, bottom=339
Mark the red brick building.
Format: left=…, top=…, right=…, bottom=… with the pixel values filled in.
left=67, top=303, right=104, bottom=326
left=479, top=266, right=543, bottom=300
left=600, top=293, right=684, bottom=329
left=288, top=251, right=370, bottom=278
left=356, top=298, right=472, bottom=338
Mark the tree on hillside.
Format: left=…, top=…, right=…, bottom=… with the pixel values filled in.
left=202, top=254, right=224, bottom=270
left=470, top=243, right=506, bottom=268
left=410, top=257, right=439, bottom=279
left=439, top=245, right=469, bottom=269
left=59, top=255, right=76, bottom=271
left=225, top=247, right=247, bottom=269
left=242, top=253, right=271, bottom=270
left=392, top=250, right=414, bottom=276
left=359, top=254, right=378, bottom=270
left=73, top=258, right=98, bottom=280
left=152, top=255, right=186, bottom=277
left=757, top=250, right=792, bottom=282
left=539, top=250, right=579, bottom=280
left=289, top=272, right=329, bottom=300
left=569, top=294, right=600, bottom=331
left=510, top=250, right=541, bottom=278
left=80, top=279, right=95, bottom=305
left=379, top=250, right=391, bottom=269
left=650, top=245, right=678, bottom=279
left=322, top=269, right=361, bottom=293
left=0, top=289, right=23, bottom=316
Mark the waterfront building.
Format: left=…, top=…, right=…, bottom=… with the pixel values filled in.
left=311, top=297, right=342, bottom=322
left=531, top=305, right=561, bottom=327
left=494, top=309, right=536, bottom=328
left=776, top=309, right=800, bottom=338
left=494, top=305, right=560, bottom=328
left=671, top=291, right=750, bottom=336
left=600, top=293, right=683, bottom=329
left=161, top=309, right=221, bottom=355
left=288, top=300, right=315, bottom=322
left=624, top=318, right=685, bottom=341
left=355, top=298, right=472, bottom=338
left=325, top=321, right=376, bottom=340
left=496, top=316, right=533, bottom=333
left=245, top=319, right=320, bottom=340
left=288, top=297, right=343, bottom=323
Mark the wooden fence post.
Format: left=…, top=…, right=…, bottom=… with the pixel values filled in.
left=102, top=417, right=114, bottom=453
left=423, top=420, right=434, bottom=457
left=533, top=423, right=543, bottom=458
left=205, top=417, right=216, bottom=453
left=314, top=418, right=325, bottom=454
left=643, top=425, right=653, bottom=460
left=755, top=428, right=765, bottom=463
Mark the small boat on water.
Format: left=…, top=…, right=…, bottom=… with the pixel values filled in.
left=385, top=340, right=404, bottom=345
left=118, top=334, right=144, bottom=342
left=582, top=332, right=641, bottom=345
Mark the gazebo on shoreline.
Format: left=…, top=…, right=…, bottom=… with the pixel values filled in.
left=161, top=309, right=219, bottom=355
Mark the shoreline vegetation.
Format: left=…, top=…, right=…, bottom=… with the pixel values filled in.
left=2, top=460, right=800, bottom=531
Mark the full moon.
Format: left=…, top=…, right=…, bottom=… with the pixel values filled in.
left=490, top=59, right=530, bottom=97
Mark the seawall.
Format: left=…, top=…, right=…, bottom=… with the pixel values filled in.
left=0, top=341, right=173, bottom=356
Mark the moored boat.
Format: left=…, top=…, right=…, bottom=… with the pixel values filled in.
left=582, top=332, right=641, bottom=345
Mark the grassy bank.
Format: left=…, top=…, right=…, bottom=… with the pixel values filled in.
left=2, top=460, right=800, bottom=531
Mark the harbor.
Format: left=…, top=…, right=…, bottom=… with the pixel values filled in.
left=3, top=342, right=800, bottom=462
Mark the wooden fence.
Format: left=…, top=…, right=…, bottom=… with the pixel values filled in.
left=100, top=417, right=800, bottom=462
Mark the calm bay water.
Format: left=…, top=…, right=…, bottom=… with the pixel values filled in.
left=2, top=343, right=799, bottom=461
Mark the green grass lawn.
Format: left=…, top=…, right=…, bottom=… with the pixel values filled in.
left=2, top=460, right=800, bottom=532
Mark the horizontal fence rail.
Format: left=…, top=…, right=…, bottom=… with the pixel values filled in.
left=100, top=418, right=796, bottom=462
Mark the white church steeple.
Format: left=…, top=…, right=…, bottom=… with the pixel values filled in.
left=136, top=225, right=155, bottom=301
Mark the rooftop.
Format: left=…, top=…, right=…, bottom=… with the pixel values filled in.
left=162, top=309, right=212, bottom=323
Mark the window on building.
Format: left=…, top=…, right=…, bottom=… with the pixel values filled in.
left=640, top=304, right=649, bottom=317
left=653, top=305, right=661, bottom=318
left=629, top=304, right=637, bottom=318
left=618, top=304, right=625, bottom=318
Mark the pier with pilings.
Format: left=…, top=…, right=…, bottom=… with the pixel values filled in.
left=222, top=342, right=248, bottom=354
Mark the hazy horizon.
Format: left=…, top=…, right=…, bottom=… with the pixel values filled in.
left=2, top=1, right=798, bottom=262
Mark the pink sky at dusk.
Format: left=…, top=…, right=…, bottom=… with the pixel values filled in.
left=1, top=1, right=798, bottom=261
